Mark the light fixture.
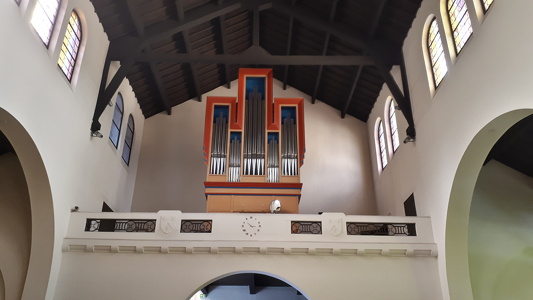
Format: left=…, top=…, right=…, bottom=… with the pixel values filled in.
left=91, top=131, right=103, bottom=138
left=270, top=199, right=281, bottom=214
left=403, top=135, right=415, bottom=144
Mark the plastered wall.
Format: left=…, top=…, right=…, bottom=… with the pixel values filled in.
left=469, top=161, right=533, bottom=300
left=1, top=1, right=145, bottom=297
left=54, top=251, right=441, bottom=300
left=367, top=0, right=533, bottom=298
left=132, top=80, right=376, bottom=215
left=0, top=153, right=31, bottom=300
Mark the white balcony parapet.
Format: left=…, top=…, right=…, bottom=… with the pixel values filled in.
left=63, top=211, right=437, bottom=257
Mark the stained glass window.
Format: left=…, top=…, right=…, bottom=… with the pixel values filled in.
left=388, top=100, right=400, bottom=152
left=109, top=94, right=124, bottom=148
left=31, top=0, right=61, bottom=47
left=427, top=18, right=448, bottom=87
left=122, top=115, right=135, bottom=165
left=448, top=0, right=472, bottom=54
left=376, top=119, right=388, bottom=170
left=482, top=0, right=494, bottom=12
left=58, top=11, right=82, bottom=81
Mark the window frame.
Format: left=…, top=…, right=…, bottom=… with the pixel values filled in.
left=122, top=115, right=135, bottom=166
left=482, top=0, right=494, bottom=13
left=386, top=99, right=400, bottom=153
left=375, top=118, right=388, bottom=171
left=426, top=17, right=448, bottom=89
left=31, top=0, right=61, bottom=47
left=447, top=0, right=473, bottom=55
left=109, top=93, right=124, bottom=148
left=58, top=10, right=83, bottom=81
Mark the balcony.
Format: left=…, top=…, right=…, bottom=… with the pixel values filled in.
left=63, top=211, right=437, bottom=257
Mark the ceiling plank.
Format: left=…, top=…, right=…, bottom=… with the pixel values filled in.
left=108, top=0, right=244, bottom=60
left=134, top=51, right=375, bottom=65
left=311, top=0, right=337, bottom=104
left=272, top=0, right=399, bottom=64
left=218, top=14, right=231, bottom=88
left=177, top=1, right=203, bottom=102
left=341, top=0, right=386, bottom=118
left=127, top=0, right=172, bottom=115
left=282, top=15, right=294, bottom=90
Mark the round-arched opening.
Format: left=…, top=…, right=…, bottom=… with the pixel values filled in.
left=446, top=109, right=533, bottom=300
left=188, top=271, right=309, bottom=300
left=0, top=108, right=55, bottom=299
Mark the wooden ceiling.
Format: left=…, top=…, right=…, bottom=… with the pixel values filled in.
left=89, top=0, right=421, bottom=133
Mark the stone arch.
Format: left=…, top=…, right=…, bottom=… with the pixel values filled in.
left=446, top=109, right=533, bottom=300
left=0, top=108, right=54, bottom=299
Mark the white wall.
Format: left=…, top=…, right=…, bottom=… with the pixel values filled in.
left=1, top=1, right=145, bottom=297
left=367, top=0, right=533, bottom=298
left=55, top=251, right=440, bottom=300
left=132, top=80, right=376, bottom=215
left=469, top=161, right=533, bottom=300
left=0, top=153, right=31, bottom=300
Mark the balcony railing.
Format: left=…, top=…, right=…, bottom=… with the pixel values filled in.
left=64, top=211, right=437, bottom=257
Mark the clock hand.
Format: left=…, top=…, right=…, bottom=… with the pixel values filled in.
left=247, top=222, right=255, bottom=228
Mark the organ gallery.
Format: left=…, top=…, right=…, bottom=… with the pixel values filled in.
left=203, top=68, right=305, bottom=213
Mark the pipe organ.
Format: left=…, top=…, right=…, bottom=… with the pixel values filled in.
left=203, top=69, right=305, bottom=213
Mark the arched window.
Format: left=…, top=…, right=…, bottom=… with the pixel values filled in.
left=447, top=0, right=472, bottom=54
left=375, top=119, right=388, bottom=171
left=122, top=115, right=134, bottom=165
left=109, top=94, right=124, bottom=148
left=387, top=99, right=400, bottom=153
left=482, top=0, right=494, bottom=12
left=427, top=17, right=448, bottom=88
left=58, top=10, right=82, bottom=81
left=31, top=0, right=61, bottom=47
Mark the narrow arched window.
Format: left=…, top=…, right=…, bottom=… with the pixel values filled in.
left=375, top=119, right=388, bottom=171
left=482, top=0, right=494, bottom=12
left=387, top=100, right=400, bottom=153
left=448, top=0, right=472, bottom=54
left=122, top=115, right=134, bottom=165
left=109, top=93, right=124, bottom=148
left=427, top=17, right=448, bottom=88
left=58, top=10, right=82, bottom=81
left=31, top=0, right=61, bottom=47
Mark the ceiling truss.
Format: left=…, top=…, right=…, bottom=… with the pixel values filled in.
left=90, top=0, right=419, bottom=140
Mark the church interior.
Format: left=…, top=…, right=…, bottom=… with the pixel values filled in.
left=2, top=0, right=533, bottom=299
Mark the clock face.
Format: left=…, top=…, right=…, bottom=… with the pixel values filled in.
left=242, top=216, right=261, bottom=237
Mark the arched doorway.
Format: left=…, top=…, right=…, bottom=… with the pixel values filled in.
left=446, top=109, right=533, bottom=300
left=0, top=108, right=55, bottom=299
left=188, top=272, right=309, bottom=300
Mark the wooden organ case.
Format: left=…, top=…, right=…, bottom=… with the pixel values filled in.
left=203, top=69, right=305, bottom=213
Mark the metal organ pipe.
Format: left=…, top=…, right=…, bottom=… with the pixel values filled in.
left=282, top=113, right=298, bottom=176
left=210, top=111, right=228, bottom=175
left=228, top=135, right=241, bottom=182
left=244, top=88, right=265, bottom=176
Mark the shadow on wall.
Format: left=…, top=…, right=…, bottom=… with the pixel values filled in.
left=446, top=109, right=533, bottom=300
left=492, top=247, right=533, bottom=299
left=0, top=108, right=55, bottom=299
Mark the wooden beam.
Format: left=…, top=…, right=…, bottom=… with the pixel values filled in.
left=107, top=0, right=244, bottom=60
left=341, top=65, right=364, bottom=118
left=340, top=0, right=387, bottom=118
left=272, top=0, right=399, bottom=63
left=176, top=0, right=202, bottom=102
left=218, top=15, right=231, bottom=88
left=134, top=51, right=375, bottom=66
left=282, top=15, right=294, bottom=90
left=311, top=1, right=336, bottom=104
left=126, top=0, right=172, bottom=115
